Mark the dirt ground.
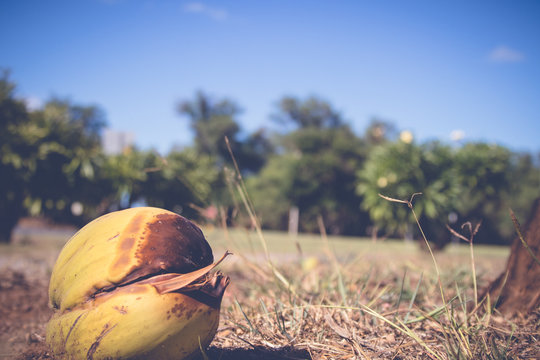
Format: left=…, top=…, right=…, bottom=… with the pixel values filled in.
left=0, top=265, right=310, bottom=359
left=0, top=220, right=311, bottom=359
left=0, top=268, right=52, bottom=359
left=0, top=259, right=307, bottom=360
left=1, top=219, right=539, bottom=359
left=2, top=262, right=539, bottom=360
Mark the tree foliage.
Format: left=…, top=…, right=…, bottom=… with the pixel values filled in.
left=273, top=96, right=343, bottom=129
left=505, top=152, right=540, bottom=236
left=0, top=71, right=32, bottom=242
left=101, top=147, right=220, bottom=221
left=178, top=91, right=241, bottom=158
left=356, top=140, right=460, bottom=246
left=246, top=154, right=298, bottom=230
left=25, top=100, right=107, bottom=222
left=0, top=72, right=109, bottom=241
left=178, top=91, right=272, bottom=173
left=2, top=72, right=539, bottom=247
left=141, top=148, right=220, bottom=220
left=249, top=97, right=369, bottom=235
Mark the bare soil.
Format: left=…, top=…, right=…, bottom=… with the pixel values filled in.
left=1, top=220, right=539, bottom=359
left=0, top=221, right=311, bottom=359
left=0, top=268, right=51, bottom=359
left=0, top=265, right=309, bottom=359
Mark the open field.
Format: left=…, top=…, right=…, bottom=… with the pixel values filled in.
left=1, top=224, right=538, bottom=359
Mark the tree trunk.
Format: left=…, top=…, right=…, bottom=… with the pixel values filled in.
left=482, top=198, right=540, bottom=315
left=0, top=213, right=19, bottom=243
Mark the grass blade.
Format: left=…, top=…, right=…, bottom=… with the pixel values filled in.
left=404, top=272, right=423, bottom=323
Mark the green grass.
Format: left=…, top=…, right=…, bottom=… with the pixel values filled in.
left=1, top=225, right=508, bottom=284
left=204, top=227, right=509, bottom=259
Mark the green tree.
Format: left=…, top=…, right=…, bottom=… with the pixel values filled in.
left=453, top=143, right=514, bottom=244
left=178, top=91, right=271, bottom=173
left=505, top=152, right=540, bottom=236
left=136, top=148, right=220, bottom=220
left=236, top=129, right=275, bottom=174
left=24, top=99, right=108, bottom=225
left=100, top=147, right=150, bottom=210
left=363, top=118, right=398, bottom=146
left=178, top=92, right=241, bottom=159
left=357, top=140, right=460, bottom=247
left=289, top=126, right=369, bottom=234
left=0, top=71, right=32, bottom=242
left=246, top=153, right=298, bottom=230
left=100, top=146, right=220, bottom=221
left=0, top=72, right=108, bottom=241
left=249, top=96, right=368, bottom=235
left=272, top=95, right=343, bottom=129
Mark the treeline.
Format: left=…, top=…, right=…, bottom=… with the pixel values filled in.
left=1, top=71, right=539, bottom=247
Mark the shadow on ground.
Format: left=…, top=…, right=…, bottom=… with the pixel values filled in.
left=19, top=344, right=311, bottom=360
left=206, top=345, right=311, bottom=359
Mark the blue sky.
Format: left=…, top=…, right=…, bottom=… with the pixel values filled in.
left=1, top=0, right=539, bottom=154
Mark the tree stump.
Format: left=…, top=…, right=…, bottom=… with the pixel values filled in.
left=482, top=198, right=540, bottom=315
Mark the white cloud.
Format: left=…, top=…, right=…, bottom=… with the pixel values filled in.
left=25, top=96, right=43, bottom=111
left=184, top=2, right=205, bottom=12
left=450, top=129, right=465, bottom=142
left=488, top=45, right=525, bottom=63
left=183, top=2, right=228, bottom=21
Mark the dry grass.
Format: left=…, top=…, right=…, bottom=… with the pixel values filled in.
left=209, top=238, right=538, bottom=359
left=1, top=157, right=538, bottom=358
left=1, top=217, right=538, bottom=359
left=208, top=148, right=540, bottom=359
